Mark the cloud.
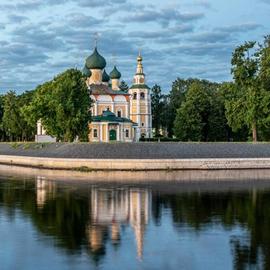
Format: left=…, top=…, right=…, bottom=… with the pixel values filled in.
left=0, top=0, right=69, bottom=11
left=216, top=23, right=262, bottom=33
left=0, top=0, right=267, bottom=93
left=260, top=0, right=270, bottom=4
left=11, top=24, right=66, bottom=51
left=188, top=32, right=234, bottom=43
left=75, top=0, right=127, bottom=7
left=0, top=42, right=49, bottom=66
left=188, top=23, right=262, bottom=44
left=8, top=14, right=29, bottom=23
left=121, top=8, right=204, bottom=27
left=67, top=13, right=103, bottom=28
left=128, top=24, right=194, bottom=39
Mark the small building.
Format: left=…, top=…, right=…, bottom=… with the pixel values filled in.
left=35, top=120, right=56, bottom=143
left=89, top=109, right=138, bottom=142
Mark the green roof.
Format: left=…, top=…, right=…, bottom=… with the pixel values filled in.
left=129, top=84, right=150, bottom=90
left=110, top=66, right=121, bottom=79
left=102, top=69, right=110, bottom=82
left=86, top=47, right=106, bottom=70
left=89, top=84, right=130, bottom=95
left=135, top=72, right=145, bottom=76
left=92, top=109, right=137, bottom=124
left=82, top=65, right=91, bottom=77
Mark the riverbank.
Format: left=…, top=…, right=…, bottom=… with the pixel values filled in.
left=1, top=142, right=270, bottom=171
left=2, top=142, right=270, bottom=159
left=2, top=164, right=270, bottom=187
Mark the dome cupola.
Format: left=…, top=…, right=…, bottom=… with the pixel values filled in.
left=86, top=47, right=106, bottom=70
left=102, top=69, right=110, bottom=82
left=82, top=65, right=91, bottom=77
left=110, top=66, right=121, bottom=79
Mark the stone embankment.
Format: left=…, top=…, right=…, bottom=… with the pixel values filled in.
left=1, top=142, right=270, bottom=171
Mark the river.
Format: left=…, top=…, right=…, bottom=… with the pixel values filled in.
left=0, top=168, right=270, bottom=269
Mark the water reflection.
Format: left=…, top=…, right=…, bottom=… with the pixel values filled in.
left=1, top=175, right=270, bottom=269
left=89, top=187, right=150, bottom=259
left=36, top=177, right=56, bottom=208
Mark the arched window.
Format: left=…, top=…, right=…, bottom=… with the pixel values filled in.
left=125, top=129, right=129, bottom=138
left=117, top=110, right=121, bottom=117
left=133, top=92, right=137, bottom=100
left=140, top=92, right=145, bottom=99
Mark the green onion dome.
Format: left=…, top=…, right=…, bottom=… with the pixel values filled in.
left=86, top=47, right=106, bottom=70
left=102, top=69, right=110, bottom=82
left=110, top=66, right=121, bottom=79
left=82, top=65, right=91, bottom=77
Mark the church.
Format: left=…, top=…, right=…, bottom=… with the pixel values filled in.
left=36, top=46, right=152, bottom=142
left=84, top=46, right=152, bottom=142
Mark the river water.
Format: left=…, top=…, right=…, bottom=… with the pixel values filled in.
left=1, top=170, right=270, bottom=270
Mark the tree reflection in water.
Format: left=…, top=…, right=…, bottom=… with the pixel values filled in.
left=0, top=177, right=270, bottom=269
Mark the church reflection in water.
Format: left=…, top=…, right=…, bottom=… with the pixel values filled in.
left=88, top=187, right=151, bottom=259
left=8, top=175, right=270, bottom=269
left=35, top=179, right=151, bottom=260
left=36, top=177, right=57, bottom=209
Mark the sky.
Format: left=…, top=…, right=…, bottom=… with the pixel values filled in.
left=0, top=0, right=269, bottom=93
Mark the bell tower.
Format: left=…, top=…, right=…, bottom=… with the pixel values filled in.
left=129, top=52, right=152, bottom=139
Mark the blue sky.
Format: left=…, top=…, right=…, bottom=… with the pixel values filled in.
left=0, top=0, right=269, bottom=93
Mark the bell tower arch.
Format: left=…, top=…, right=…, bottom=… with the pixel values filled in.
left=129, top=52, right=152, bottom=139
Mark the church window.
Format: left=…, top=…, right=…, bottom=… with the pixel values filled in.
left=117, top=110, right=121, bottom=117
left=125, top=129, right=129, bottom=138
left=93, top=129, right=98, bottom=138
left=133, top=92, right=137, bottom=100
left=140, top=92, right=145, bottom=99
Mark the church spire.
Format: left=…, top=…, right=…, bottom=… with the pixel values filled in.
left=136, top=50, right=144, bottom=75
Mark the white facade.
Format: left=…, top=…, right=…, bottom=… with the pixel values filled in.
left=35, top=120, right=56, bottom=142
left=129, top=53, right=152, bottom=138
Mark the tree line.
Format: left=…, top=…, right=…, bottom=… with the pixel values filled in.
left=0, top=69, right=91, bottom=142
left=0, top=36, right=269, bottom=142
left=151, top=35, right=270, bottom=142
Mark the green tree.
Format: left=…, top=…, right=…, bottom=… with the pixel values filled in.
left=219, top=82, right=249, bottom=141
left=167, top=78, right=219, bottom=137
left=166, top=79, right=190, bottom=137
left=2, top=90, right=36, bottom=141
left=19, top=90, right=37, bottom=141
left=257, top=35, right=270, bottom=140
left=2, top=91, right=20, bottom=141
left=0, top=95, right=7, bottom=141
left=174, top=81, right=228, bottom=141
left=25, top=69, right=91, bottom=142
left=160, top=94, right=173, bottom=137
left=151, top=84, right=163, bottom=136
left=225, top=41, right=270, bottom=142
left=174, top=82, right=207, bottom=141
left=119, top=80, right=129, bottom=92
